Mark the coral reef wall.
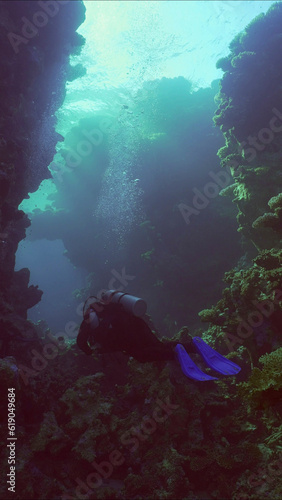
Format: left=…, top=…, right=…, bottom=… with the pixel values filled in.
left=199, top=3, right=282, bottom=365
left=214, top=2, right=282, bottom=251
left=0, top=0, right=85, bottom=356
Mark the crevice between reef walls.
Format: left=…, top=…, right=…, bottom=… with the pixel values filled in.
left=0, top=0, right=85, bottom=358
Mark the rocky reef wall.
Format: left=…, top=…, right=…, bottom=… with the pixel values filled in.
left=0, top=0, right=85, bottom=358
left=199, top=2, right=282, bottom=365
left=214, top=2, right=282, bottom=251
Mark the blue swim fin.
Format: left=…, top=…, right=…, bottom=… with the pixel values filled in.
left=175, top=344, right=218, bottom=381
left=192, top=337, right=241, bottom=376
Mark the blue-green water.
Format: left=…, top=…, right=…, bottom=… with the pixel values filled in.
left=16, top=0, right=278, bottom=332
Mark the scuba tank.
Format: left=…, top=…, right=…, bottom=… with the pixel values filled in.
left=102, top=290, right=147, bottom=317
left=78, top=291, right=148, bottom=354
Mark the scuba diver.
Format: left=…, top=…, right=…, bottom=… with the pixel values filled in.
left=76, top=291, right=241, bottom=381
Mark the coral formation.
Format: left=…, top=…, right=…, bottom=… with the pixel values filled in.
left=238, top=347, right=282, bottom=408
left=213, top=3, right=282, bottom=251
left=253, top=192, right=282, bottom=232
left=0, top=0, right=86, bottom=361
left=198, top=248, right=282, bottom=368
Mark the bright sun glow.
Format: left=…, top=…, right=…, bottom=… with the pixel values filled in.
left=76, top=0, right=276, bottom=90
left=57, top=0, right=278, bottom=129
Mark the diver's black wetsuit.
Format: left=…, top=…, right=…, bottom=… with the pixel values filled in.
left=77, top=302, right=196, bottom=362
